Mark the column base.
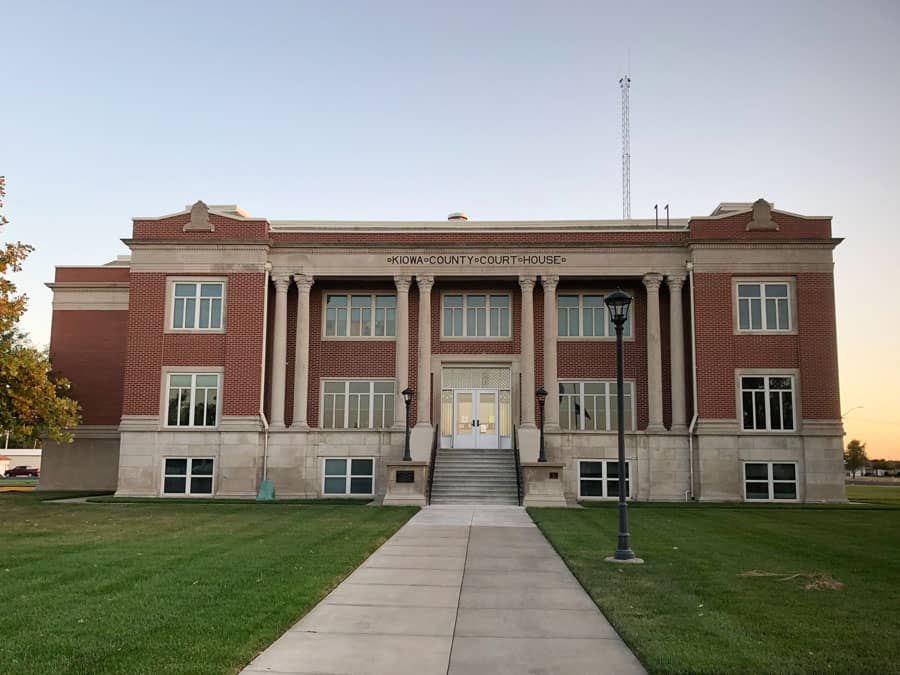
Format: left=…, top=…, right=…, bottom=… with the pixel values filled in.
left=410, top=424, right=434, bottom=462
left=669, top=424, right=688, bottom=434
left=289, top=422, right=310, bottom=431
left=269, top=422, right=287, bottom=431
left=517, top=425, right=540, bottom=462
left=645, top=424, right=666, bottom=433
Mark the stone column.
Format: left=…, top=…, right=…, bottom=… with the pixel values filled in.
left=541, top=275, right=560, bottom=428
left=291, top=274, right=314, bottom=429
left=643, top=273, right=665, bottom=432
left=519, top=275, right=537, bottom=428
left=667, top=274, right=687, bottom=432
left=393, top=275, right=412, bottom=428
left=415, top=275, right=434, bottom=426
left=269, top=272, right=291, bottom=429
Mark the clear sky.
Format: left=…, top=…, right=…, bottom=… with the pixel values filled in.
left=2, top=0, right=899, bottom=458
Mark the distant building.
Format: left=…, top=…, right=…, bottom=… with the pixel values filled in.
left=42, top=198, right=845, bottom=502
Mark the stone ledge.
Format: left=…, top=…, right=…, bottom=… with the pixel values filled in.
left=383, top=461, right=428, bottom=507
left=521, top=462, right=568, bottom=507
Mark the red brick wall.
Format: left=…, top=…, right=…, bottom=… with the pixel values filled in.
left=123, top=272, right=265, bottom=417
left=55, top=267, right=130, bottom=283
left=432, top=281, right=522, bottom=356
left=132, top=213, right=269, bottom=240
left=797, top=273, right=841, bottom=419
left=49, top=310, right=128, bottom=425
left=556, top=280, right=651, bottom=429
left=693, top=272, right=840, bottom=420
left=302, top=282, right=397, bottom=427
left=690, top=212, right=832, bottom=240
left=271, top=231, right=688, bottom=246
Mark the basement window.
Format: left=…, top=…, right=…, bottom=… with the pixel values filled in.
left=577, top=460, right=631, bottom=500
left=162, top=458, right=214, bottom=496
left=744, top=462, right=798, bottom=501
left=323, top=458, right=375, bottom=496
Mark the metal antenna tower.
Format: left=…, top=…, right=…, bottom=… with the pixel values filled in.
left=619, top=74, right=631, bottom=220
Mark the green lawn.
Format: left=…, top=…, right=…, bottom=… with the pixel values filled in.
left=846, top=483, right=900, bottom=506
left=0, top=478, right=38, bottom=487
left=530, top=498, right=900, bottom=675
left=0, top=492, right=416, bottom=675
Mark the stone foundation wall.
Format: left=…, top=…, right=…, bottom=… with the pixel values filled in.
left=39, top=428, right=120, bottom=491
left=116, top=421, right=405, bottom=498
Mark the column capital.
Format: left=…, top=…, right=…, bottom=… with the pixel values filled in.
left=642, top=273, right=664, bottom=293
left=271, top=272, right=291, bottom=292
left=518, top=274, right=537, bottom=292
left=541, top=274, right=559, bottom=292
left=293, top=273, right=314, bottom=292
left=394, top=274, right=412, bottom=293
left=666, top=273, right=686, bottom=292
left=416, top=275, right=434, bottom=294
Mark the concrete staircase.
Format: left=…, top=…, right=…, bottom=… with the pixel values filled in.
left=429, top=448, right=520, bottom=505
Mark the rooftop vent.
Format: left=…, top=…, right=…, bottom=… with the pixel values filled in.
left=448, top=212, right=469, bottom=221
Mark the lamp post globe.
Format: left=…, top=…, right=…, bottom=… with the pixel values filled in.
left=603, top=289, right=637, bottom=562
left=401, top=388, right=414, bottom=462
left=536, top=387, right=548, bottom=463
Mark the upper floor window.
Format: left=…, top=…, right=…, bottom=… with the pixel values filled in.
left=166, top=373, right=219, bottom=428
left=172, top=282, right=224, bottom=330
left=325, top=294, right=396, bottom=337
left=443, top=294, right=511, bottom=338
left=321, top=380, right=395, bottom=429
left=741, top=375, right=794, bottom=431
left=736, top=282, right=791, bottom=331
left=559, top=380, right=634, bottom=432
left=557, top=293, right=631, bottom=338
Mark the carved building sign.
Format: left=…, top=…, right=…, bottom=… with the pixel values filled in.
left=387, top=254, right=568, bottom=266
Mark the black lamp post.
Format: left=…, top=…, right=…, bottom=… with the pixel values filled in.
left=536, top=387, right=548, bottom=462
left=604, top=289, right=636, bottom=561
left=402, top=387, right=414, bottom=462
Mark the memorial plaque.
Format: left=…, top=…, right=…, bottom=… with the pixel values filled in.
left=396, top=470, right=415, bottom=484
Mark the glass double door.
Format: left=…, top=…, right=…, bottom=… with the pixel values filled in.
left=452, top=389, right=500, bottom=449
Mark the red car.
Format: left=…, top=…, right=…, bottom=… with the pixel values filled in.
left=4, top=465, right=39, bottom=478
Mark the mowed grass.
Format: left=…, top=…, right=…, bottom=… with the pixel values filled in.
left=0, top=478, right=38, bottom=487
left=0, top=492, right=416, bottom=675
left=530, top=497, right=900, bottom=675
left=847, top=483, right=900, bottom=506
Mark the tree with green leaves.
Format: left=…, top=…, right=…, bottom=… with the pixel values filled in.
left=0, top=176, right=80, bottom=445
left=844, top=439, right=867, bottom=478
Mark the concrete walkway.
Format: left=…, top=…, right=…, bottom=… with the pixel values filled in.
left=241, top=505, right=645, bottom=675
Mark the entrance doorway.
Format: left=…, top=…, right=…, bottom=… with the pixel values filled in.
left=452, top=389, right=500, bottom=449
left=440, top=366, right=512, bottom=449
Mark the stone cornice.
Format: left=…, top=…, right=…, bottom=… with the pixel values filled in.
left=122, top=239, right=272, bottom=251
left=689, top=239, right=842, bottom=250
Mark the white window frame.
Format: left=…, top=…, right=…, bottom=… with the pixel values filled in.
left=163, top=372, right=221, bottom=429
left=165, top=277, right=227, bottom=333
left=738, top=373, right=797, bottom=432
left=733, top=278, right=796, bottom=334
left=742, top=461, right=799, bottom=502
left=322, top=292, right=397, bottom=339
left=577, top=459, right=632, bottom=500
left=558, top=380, right=636, bottom=432
left=321, top=457, right=375, bottom=497
left=441, top=292, right=512, bottom=340
left=556, top=291, right=633, bottom=340
left=161, top=457, right=216, bottom=497
left=320, top=379, right=395, bottom=429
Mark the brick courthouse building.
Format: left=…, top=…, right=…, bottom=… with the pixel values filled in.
left=41, top=198, right=845, bottom=503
